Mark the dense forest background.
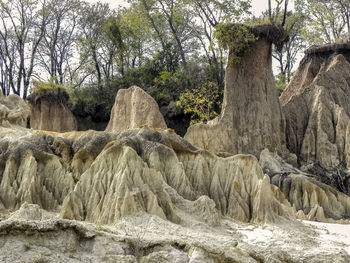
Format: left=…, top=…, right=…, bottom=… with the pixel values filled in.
left=1, top=0, right=350, bottom=132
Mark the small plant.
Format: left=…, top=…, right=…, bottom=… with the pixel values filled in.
left=23, top=243, right=31, bottom=251
left=275, top=73, right=287, bottom=94
left=119, top=216, right=150, bottom=258
left=138, top=124, right=164, bottom=132
left=96, top=222, right=104, bottom=231
left=69, top=247, right=77, bottom=254
left=95, top=222, right=109, bottom=232
left=62, top=240, right=78, bottom=255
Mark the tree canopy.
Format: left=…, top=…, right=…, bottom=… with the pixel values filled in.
left=0, top=0, right=346, bottom=131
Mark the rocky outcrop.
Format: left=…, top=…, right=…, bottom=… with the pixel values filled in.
left=0, top=127, right=75, bottom=211
left=1, top=124, right=349, bottom=224
left=1, top=125, right=350, bottom=261
left=27, top=89, right=77, bottom=132
left=1, top=205, right=350, bottom=263
left=105, top=86, right=167, bottom=132
left=61, top=127, right=294, bottom=224
left=0, top=92, right=29, bottom=127
left=260, top=149, right=350, bottom=222
left=280, top=44, right=350, bottom=172
left=185, top=26, right=286, bottom=156
left=0, top=125, right=292, bottom=224
left=0, top=216, right=254, bottom=263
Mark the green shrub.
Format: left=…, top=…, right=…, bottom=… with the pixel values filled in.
left=176, top=81, right=222, bottom=125
left=32, top=77, right=67, bottom=95
left=23, top=243, right=31, bottom=251
left=214, top=23, right=258, bottom=65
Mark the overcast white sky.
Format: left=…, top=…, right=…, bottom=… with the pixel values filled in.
left=85, top=0, right=294, bottom=16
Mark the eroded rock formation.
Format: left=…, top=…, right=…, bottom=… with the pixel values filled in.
left=61, top=127, right=295, bottom=224
left=0, top=128, right=75, bottom=211
left=59, top=127, right=295, bottom=224
left=105, top=86, right=167, bottom=132
left=1, top=27, right=350, bottom=263
left=1, top=125, right=349, bottom=225
left=0, top=125, right=350, bottom=260
left=0, top=126, right=292, bottom=224
left=27, top=89, right=77, bottom=132
left=260, top=149, right=350, bottom=222
left=1, top=195, right=349, bottom=263
left=185, top=25, right=286, bottom=156
left=0, top=92, right=29, bottom=127
left=280, top=44, right=350, bottom=172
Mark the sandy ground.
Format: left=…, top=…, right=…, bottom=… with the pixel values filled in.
left=1, top=211, right=350, bottom=263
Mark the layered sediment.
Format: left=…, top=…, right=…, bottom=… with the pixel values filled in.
left=27, top=89, right=77, bottom=132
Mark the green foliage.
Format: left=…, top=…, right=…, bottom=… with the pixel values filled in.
left=69, top=47, right=218, bottom=128
left=152, top=71, right=177, bottom=101
left=95, top=222, right=108, bottom=232
left=268, top=8, right=306, bottom=85
left=104, top=17, right=124, bottom=50
left=275, top=73, right=287, bottom=95
left=154, top=71, right=174, bottom=85
left=214, top=23, right=258, bottom=64
left=296, top=0, right=350, bottom=44
left=4, top=0, right=284, bottom=133
left=69, top=83, right=116, bottom=123
left=176, top=81, right=221, bottom=125
left=23, top=243, right=31, bottom=251
left=32, top=78, right=67, bottom=95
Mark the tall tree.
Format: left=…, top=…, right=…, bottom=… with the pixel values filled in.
left=37, top=0, right=81, bottom=84
left=296, top=0, right=350, bottom=44
left=256, top=0, right=306, bottom=91
left=0, top=0, right=50, bottom=98
left=272, top=9, right=306, bottom=89
left=335, top=0, right=350, bottom=38
left=129, top=0, right=197, bottom=71
left=188, top=0, right=251, bottom=87
left=115, top=6, right=153, bottom=69
left=267, top=0, right=289, bottom=26
left=76, top=2, right=121, bottom=90
left=0, top=26, right=16, bottom=95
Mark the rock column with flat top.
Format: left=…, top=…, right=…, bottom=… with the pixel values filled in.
left=281, top=43, right=350, bottom=171
left=185, top=25, right=286, bottom=156
left=27, top=89, right=77, bottom=132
